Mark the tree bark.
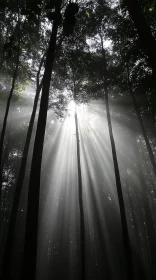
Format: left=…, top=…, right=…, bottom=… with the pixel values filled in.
left=127, top=64, right=156, bottom=179
left=73, top=75, right=86, bottom=280
left=99, top=32, right=133, bottom=280
left=0, top=55, right=4, bottom=72
left=1, top=33, right=65, bottom=280
left=21, top=3, right=62, bottom=280
left=0, top=52, right=45, bottom=280
left=135, top=142, right=156, bottom=280
left=0, top=28, right=20, bottom=200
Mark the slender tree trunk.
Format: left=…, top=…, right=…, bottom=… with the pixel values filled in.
left=99, top=33, right=133, bottom=280
left=0, top=54, right=4, bottom=72
left=1, top=34, right=64, bottom=280
left=21, top=3, right=62, bottom=279
left=135, top=142, right=156, bottom=280
left=127, top=65, right=156, bottom=179
left=123, top=0, right=156, bottom=78
left=0, top=52, right=45, bottom=280
left=73, top=77, right=86, bottom=280
left=0, top=34, right=20, bottom=201
left=0, top=28, right=9, bottom=72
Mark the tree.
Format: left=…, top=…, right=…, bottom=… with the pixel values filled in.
left=0, top=51, right=44, bottom=280
left=1, top=32, right=64, bottom=280
left=126, top=64, right=156, bottom=178
left=21, top=1, right=79, bottom=279
left=123, top=0, right=156, bottom=79
left=99, top=30, right=133, bottom=280
left=0, top=0, right=44, bottom=199
left=73, top=72, right=86, bottom=280
left=106, top=6, right=156, bottom=180
left=0, top=8, right=21, bottom=200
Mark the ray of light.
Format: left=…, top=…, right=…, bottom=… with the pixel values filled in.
left=1, top=93, right=156, bottom=280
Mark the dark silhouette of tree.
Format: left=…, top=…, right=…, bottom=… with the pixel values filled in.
left=0, top=12, right=20, bottom=200
left=73, top=71, right=86, bottom=280
left=21, top=9, right=61, bottom=280
left=0, top=0, right=43, bottom=199
left=1, top=33, right=64, bottom=280
left=123, top=0, right=156, bottom=78
left=0, top=51, right=45, bottom=280
left=21, top=1, right=79, bottom=279
left=99, top=31, right=133, bottom=280
left=127, top=64, right=156, bottom=179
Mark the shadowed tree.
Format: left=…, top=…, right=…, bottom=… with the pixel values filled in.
left=126, top=64, right=156, bottom=179
left=0, top=0, right=44, bottom=199
left=1, top=33, right=65, bottom=280
left=83, top=1, right=134, bottom=277
left=0, top=51, right=45, bottom=280
left=99, top=30, right=133, bottom=280
left=73, top=71, right=86, bottom=280
left=0, top=8, right=21, bottom=200
left=21, top=1, right=79, bottom=279
left=21, top=5, right=62, bottom=280
left=104, top=2, right=156, bottom=179
left=122, top=0, right=156, bottom=78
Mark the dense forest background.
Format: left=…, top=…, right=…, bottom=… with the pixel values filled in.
left=0, top=0, right=156, bottom=279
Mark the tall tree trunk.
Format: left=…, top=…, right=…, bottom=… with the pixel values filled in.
left=99, top=33, right=133, bottom=280
left=127, top=65, right=156, bottom=179
left=73, top=76, right=86, bottom=280
left=135, top=142, right=156, bottom=280
left=0, top=54, right=4, bottom=72
left=0, top=31, right=20, bottom=201
left=0, top=52, right=45, bottom=280
left=1, top=34, right=64, bottom=280
left=21, top=3, right=62, bottom=279
left=123, top=0, right=156, bottom=78
left=0, top=28, right=9, bottom=72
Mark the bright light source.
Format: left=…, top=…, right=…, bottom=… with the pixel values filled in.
left=67, top=100, right=76, bottom=117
